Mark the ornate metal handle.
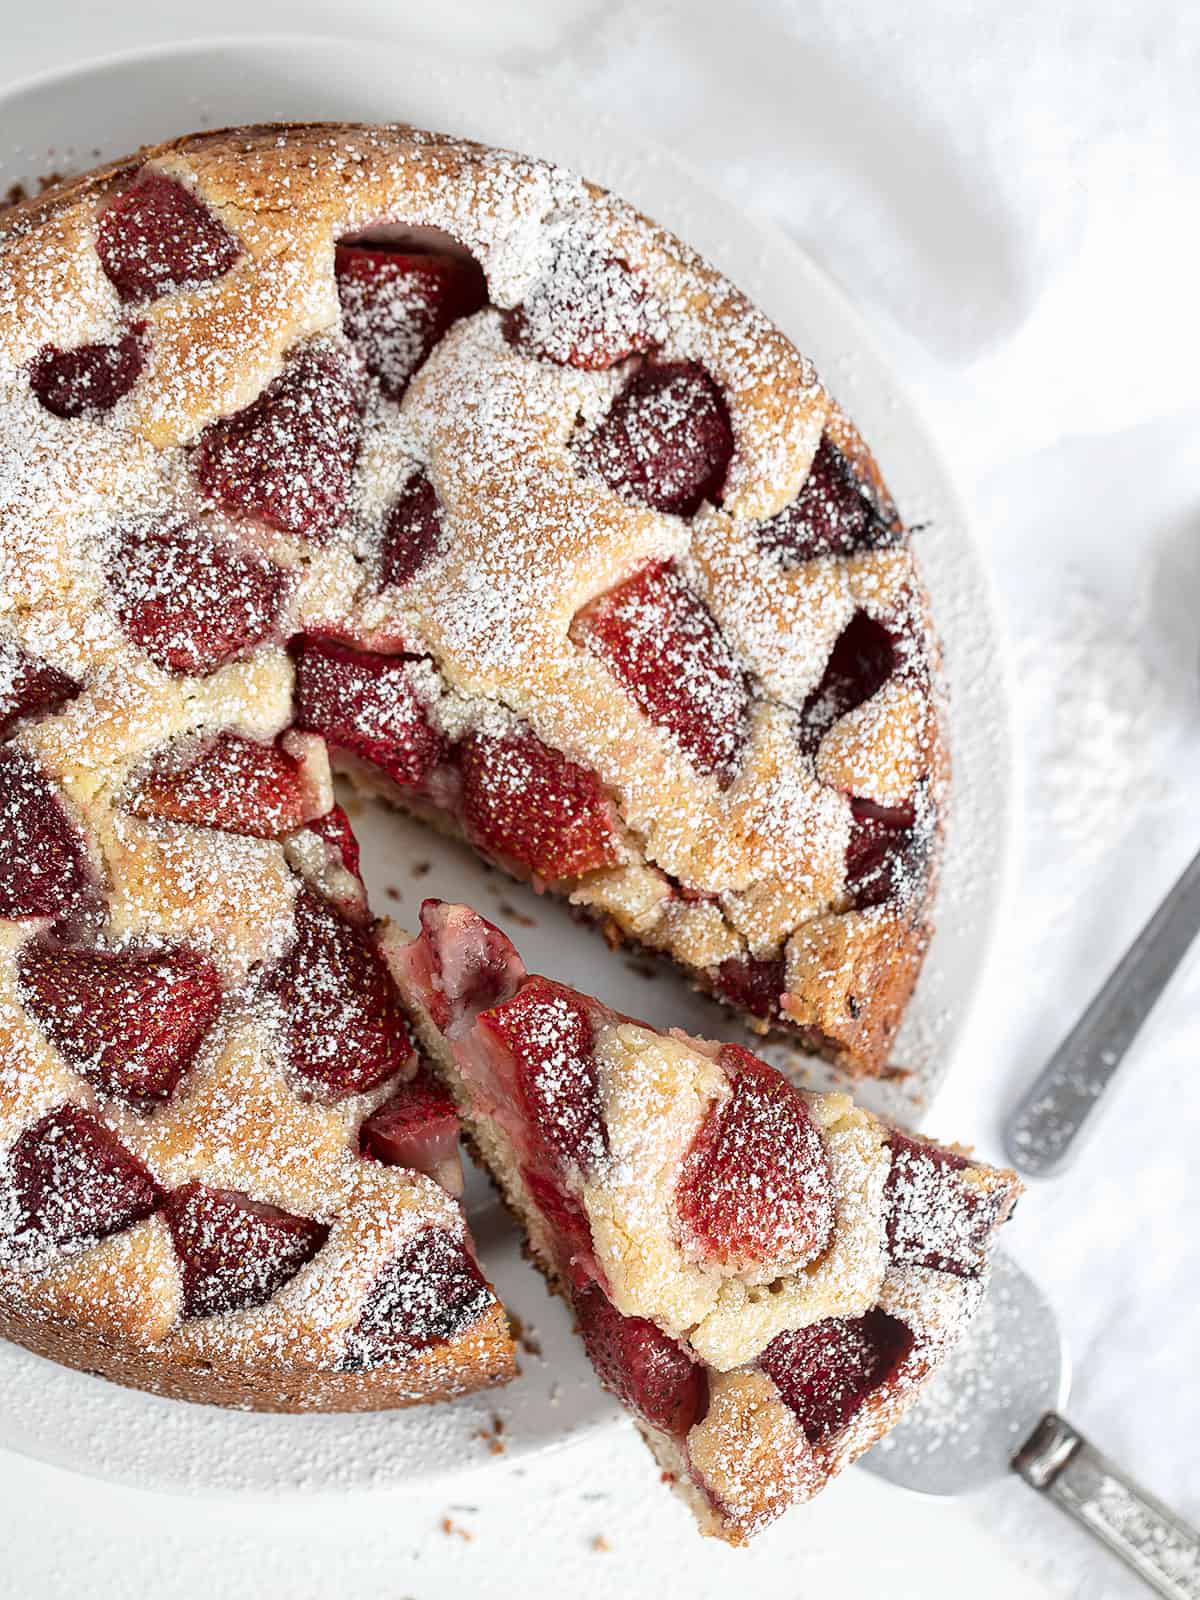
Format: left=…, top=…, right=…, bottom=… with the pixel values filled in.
left=1005, top=845, right=1200, bottom=1177
left=1014, top=1412, right=1200, bottom=1599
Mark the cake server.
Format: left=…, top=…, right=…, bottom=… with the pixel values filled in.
left=1004, top=843, right=1200, bottom=1177
left=861, top=1253, right=1200, bottom=1599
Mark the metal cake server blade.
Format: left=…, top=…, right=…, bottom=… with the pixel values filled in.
left=861, top=1254, right=1200, bottom=1599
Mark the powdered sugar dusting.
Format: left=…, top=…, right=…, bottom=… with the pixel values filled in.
left=0, top=120, right=947, bottom=1416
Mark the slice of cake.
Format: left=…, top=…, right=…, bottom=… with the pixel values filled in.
left=393, top=900, right=1020, bottom=1543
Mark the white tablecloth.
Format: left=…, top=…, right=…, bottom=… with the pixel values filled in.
left=0, top=4, right=1195, bottom=1596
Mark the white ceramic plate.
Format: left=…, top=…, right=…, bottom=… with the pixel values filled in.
left=0, top=35, right=1013, bottom=1496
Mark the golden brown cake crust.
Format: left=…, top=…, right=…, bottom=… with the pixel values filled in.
left=0, top=1285, right=514, bottom=1412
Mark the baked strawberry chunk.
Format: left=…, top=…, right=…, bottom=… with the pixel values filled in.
left=505, top=244, right=649, bottom=370
left=711, top=954, right=786, bottom=1022
left=752, top=434, right=900, bottom=566
left=17, top=937, right=222, bottom=1105
left=360, top=1064, right=463, bottom=1194
left=478, top=977, right=606, bottom=1178
left=3, top=1105, right=161, bottom=1261
left=575, top=360, right=732, bottom=517
left=96, top=169, right=240, bottom=304
left=291, top=636, right=444, bottom=788
left=574, top=559, right=749, bottom=785
left=885, top=1132, right=1006, bottom=1278
left=574, top=1282, right=706, bottom=1437
left=163, top=1182, right=328, bottom=1318
left=412, top=899, right=527, bottom=1032
left=193, top=345, right=365, bottom=538
left=0, top=640, right=80, bottom=736
left=342, top=1226, right=493, bottom=1368
left=379, top=471, right=444, bottom=588
left=521, top=1166, right=595, bottom=1277
left=760, top=1310, right=914, bottom=1442
left=28, top=329, right=144, bottom=419
left=128, top=733, right=308, bottom=839
left=306, top=804, right=362, bottom=880
left=799, top=609, right=896, bottom=757
left=845, top=795, right=920, bottom=910
left=0, top=746, right=90, bottom=919
left=460, top=729, right=622, bottom=881
left=268, top=888, right=413, bottom=1099
left=676, top=1044, right=834, bottom=1271
left=335, top=243, right=487, bottom=400
left=106, top=518, right=285, bottom=678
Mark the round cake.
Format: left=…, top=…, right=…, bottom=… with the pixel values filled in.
left=0, top=123, right=944, bottom=1408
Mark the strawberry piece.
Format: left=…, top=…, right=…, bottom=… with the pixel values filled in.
left=884, top=1132, right=1005, bottom=1278
left=163, top=1182, right=328, bottom=1318
left=107, top=518, right=285, bottom=678
left=17, top=937, right=222, bottom=1105
left=675, top=1043, right=834, bottom=1271
left=96, top=169, right=240, bottom=304
left=573, top=1281, right=705, bottom=1437
left=268, top=888, right=413, bottom=1099
left=379, top=472, right=444, bottom=588
left=0, top=640, right=81, bottom=736
left=479, top=977, right=606, bottom=1179
left=342, top=1225, right=493, bottom=1369
left=799, top=610, right=897, bottom=757
left=360, top=1064, right=463, bottom=1193
left=307, top=804, right=362, bottom=880
left=760, top=1310, right=913, bottom=1442
left=712, top=954, right=786, bottom=1022
left=291, top=636, right=444, bottom=788
left=574, top=560, right=749, bottom=785
left=460, top=729, right=622, bottom=881
left=28, top=330, right=143, bottom=419
left=3, top=1105, right=161, bottom=1260
left=574, top=360, right=732, bottom=516
left=416, top=900, right=526, bottom=1030
left=0, top=745, right=90, bottom=919
left=845, top=795, right=920, bottom=911
left=335, top=243, right=487, bottom=399
left=504, top=243, right=648, bottom=370
left=128, top=732, right=307, bottom=839
left=193, top=345, right=365, bottom=538
left=522, top=1165, right=594, bottom=1278
left=752, top=435, right=900, bottom=566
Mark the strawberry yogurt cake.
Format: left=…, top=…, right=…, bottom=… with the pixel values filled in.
left=0, top=123, right=1007, bottom=1535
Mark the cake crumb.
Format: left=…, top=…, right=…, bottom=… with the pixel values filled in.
left=496, top=898, right=536, bottom=928
left=440, top=1517, right=474, bottom=1542
left=475, top=1413, right=507, bottom=1455
left=590, top=1534, right=611, bottom=1553
left=508, top=1312, right=543, bottom=1357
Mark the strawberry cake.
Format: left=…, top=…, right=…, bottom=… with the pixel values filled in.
left=0, top=123, right=950, bottom=1423
left=397, top=901, right=1020, bottom=1543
